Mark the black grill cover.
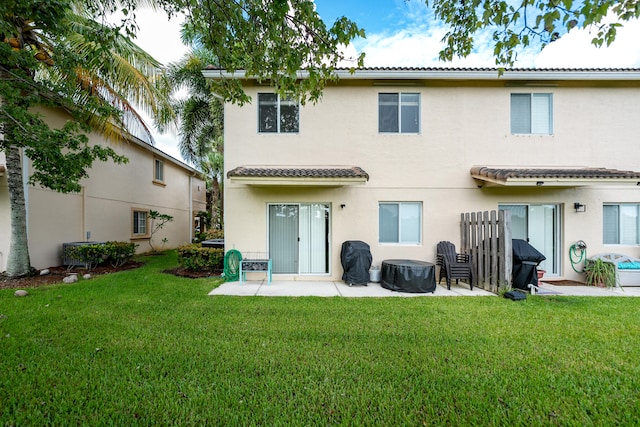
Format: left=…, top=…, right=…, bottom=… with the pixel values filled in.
left=512, top=239, right=546, bottom=290
left=381, top=260, right=436, bottom=293
left=341, top=240, right=373, bottom=285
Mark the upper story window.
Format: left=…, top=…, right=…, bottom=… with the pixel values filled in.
left=378, top=93, right=420, bottom=133
left=258, top=93, right=299, bottom=133
left=603, top=204, right=640, bottom=244
left=510, top=93, right=553, bottom=135
left=379, top=202, right=422, bottom=244
left=154, top=158, right=164, bottom=184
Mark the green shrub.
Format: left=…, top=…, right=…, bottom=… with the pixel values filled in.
left=73, top=244, right=107, bottom=270
left=70, top=241, right=137, bottom=270
left=103, top=241, right=138, bottom=267
left=205, top=229, right=224, bottom=239
left=192, top=232, right=208, bottom=243
left=177, top=244, right=224, bottom=272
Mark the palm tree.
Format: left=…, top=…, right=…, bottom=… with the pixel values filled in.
left=1, top=1, right=172, bottom=277
left=158, top=49, right=224, bottom=228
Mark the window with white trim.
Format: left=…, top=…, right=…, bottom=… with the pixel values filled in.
left=258, top=93, right=299, bottom=133
left=379, top=202, right=422, bottom=244
left=132, top=209, right=149, bottom=237
left=603, top=204, right=640, bottom=244
left=378, top=93, right=420, bottom=133
left=510, top=93, right=553, bottom=134
left=154, top=158, right=164, bottom=183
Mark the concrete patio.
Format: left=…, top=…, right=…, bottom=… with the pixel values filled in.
left=208, top=280, right=640, bottom=297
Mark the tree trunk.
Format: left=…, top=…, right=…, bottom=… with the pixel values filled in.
left=210, top=178, right=222, bottom=229
left=5, top=144, right=32, bottom=277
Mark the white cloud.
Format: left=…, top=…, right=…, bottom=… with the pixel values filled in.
left=535, top=18, right=640, bottom=68
left=131, top=8, right=189, bottom=66
left=356, top=11, right=640, bottom=69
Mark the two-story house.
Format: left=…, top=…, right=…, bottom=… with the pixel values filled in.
left=204, top=67, right=640, bottom=283
left=0, top=106, right=206, bottom=272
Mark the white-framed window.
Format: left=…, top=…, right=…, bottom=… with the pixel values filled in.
left=510, top=93, right=553, bottom=134
left=379, top=202, right=422, bottom=244
left=603, top=204, right=640, bottom=244
left=132, top=209, right=149, bottom=237
left=378, top=93, right=420, bottom=133
left=258, top=93, right=299, bottom=133
left=154, top=158, right=164, bottom=183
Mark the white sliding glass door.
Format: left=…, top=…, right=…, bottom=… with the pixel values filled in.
left=500, top=204, right=561, bottom=275
left=269, top=203, right=330, bottom=275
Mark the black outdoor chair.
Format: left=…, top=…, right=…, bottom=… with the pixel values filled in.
left=436, top=241, right=473, bottom=290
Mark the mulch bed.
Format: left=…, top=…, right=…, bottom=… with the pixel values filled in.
left=163, top=267, right=223, bottom=279
left=1, top=262, right=221, bottom=290
left=0, top=261, right=145, bottom=290
left=541, top=280, right=586, bottom=286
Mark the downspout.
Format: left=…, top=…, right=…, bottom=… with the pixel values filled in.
left=82, top=186, right=87, bottom=241
left=189, top=174, right=193, bottom=243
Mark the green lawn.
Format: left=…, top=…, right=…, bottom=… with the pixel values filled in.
left=2, top=251, right=640, bottom=426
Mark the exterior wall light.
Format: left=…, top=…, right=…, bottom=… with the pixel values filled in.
left=574, top=203, right=586, bottom=213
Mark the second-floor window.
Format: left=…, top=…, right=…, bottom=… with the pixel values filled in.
left=511, top=93, right=553, bottom=135
left=154, top=158, right=164, bottom=183
left=378, top=93, right=420, bottom=133
left=258, top=93, right=299, bottom=133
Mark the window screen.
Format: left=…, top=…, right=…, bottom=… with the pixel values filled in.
left=379, top=202, right=421, bottom=244
left=379, top=93, right=420, bottom=133
left=511, top=93, right=552, bottom=134
left=258, top=93, right=299, bottom=133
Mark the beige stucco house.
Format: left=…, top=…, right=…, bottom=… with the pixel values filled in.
left=0, top=107, right=206, bottom=272
left=204, top=67, right=640, bottom=283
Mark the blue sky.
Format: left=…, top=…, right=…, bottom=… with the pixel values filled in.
left=315, top=0, right=416, bottom=35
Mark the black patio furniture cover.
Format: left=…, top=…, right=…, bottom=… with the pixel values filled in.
left=381, top=259, right=436, bottom=293
left=512, top=239, right=546, bottom=290
left=341, top=240, right=373, bottom=285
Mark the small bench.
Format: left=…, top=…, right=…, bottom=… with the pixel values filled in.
left=590, top=253, right=640, bottom=287
left=239, top=254, right=272, bottom=285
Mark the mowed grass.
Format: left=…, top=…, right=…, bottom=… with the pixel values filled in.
left=2, top=251, right=640, bottom=426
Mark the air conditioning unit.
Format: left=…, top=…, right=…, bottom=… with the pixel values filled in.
left=62, top=242, right=104, bottom=267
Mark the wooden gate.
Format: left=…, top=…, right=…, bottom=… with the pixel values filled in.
left=460, top=210, right=512, bottom=293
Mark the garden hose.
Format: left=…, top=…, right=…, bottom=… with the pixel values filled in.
left=569, top=241, right=587, bottom=273
left=224, top=249, right=242, bottom=281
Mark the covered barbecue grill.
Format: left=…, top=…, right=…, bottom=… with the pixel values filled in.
left=341, top=240, right=373, bottom=286
left=512, top=239, right=546, bottom=290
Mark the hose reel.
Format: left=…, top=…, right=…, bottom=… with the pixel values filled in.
left=569, top=240, right=587, bottom=273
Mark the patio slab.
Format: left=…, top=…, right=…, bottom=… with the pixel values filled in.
left=208, top=280, right=640, bottom=297
left=208, top=280, right=496, bottom=297
left=537, top=283, right=640, bottom=297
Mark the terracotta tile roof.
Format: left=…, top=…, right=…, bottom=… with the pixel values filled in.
left=227, top=166, right=369, bottom=180
left=204, top=66, right=640, bottom=72
left=470, top=167, right=640, bottom=181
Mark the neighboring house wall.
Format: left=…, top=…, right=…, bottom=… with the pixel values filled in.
left=0, top=108, right=204, bottom=272
left=220, top=70, right=640, bottom=282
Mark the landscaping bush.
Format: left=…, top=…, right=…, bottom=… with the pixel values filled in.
left=73, top=243, right=107, bottom=270
left=205, top=229, right=224, bottom=239
left=177, top=244, right=224, bottom=272
left=73, top=241, right=137, bottom=270
left=103, top=241, right=138, bottom=267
